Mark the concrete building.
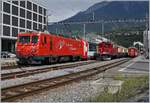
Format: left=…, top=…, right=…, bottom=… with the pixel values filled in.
left=0, top=0, right=47, bottom=52
left=143, top=30, right=149, bottom=58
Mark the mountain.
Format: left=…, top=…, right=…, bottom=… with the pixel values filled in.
left=48, top=1, right=148, bottom=33
left=63, top=1, right=148, bottom=22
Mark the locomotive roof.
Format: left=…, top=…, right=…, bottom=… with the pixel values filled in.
left=18, top=31, right=83, bottom=41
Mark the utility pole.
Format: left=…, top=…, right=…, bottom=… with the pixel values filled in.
left=61, top=29, right=64, bottom=34
left=146, top=13, right=148, bottom=31
left=148, top=1, right=150, bottom=60
left=93, top=12, right=95, bottom=21
left=102, top=20, right=104, bottom=36
left=83, top=24, right=86, bottom=40
left=55, top=28, right=58, bottom=34
left=47, top=14, right=52, bottom=31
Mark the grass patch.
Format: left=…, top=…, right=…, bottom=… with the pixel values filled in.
left=88, top=75, right=149, bottom=102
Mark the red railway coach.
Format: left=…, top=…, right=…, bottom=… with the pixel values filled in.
left=128, top=47, right=138, bottom=58
left=111, top=47, right=118, bottom=59
left=16, top=32, right=88, bottom=64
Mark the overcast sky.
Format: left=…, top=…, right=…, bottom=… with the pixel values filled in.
left=42, top=0, right=103, bottom=22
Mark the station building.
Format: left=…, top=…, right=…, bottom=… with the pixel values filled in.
left=0, top=0, right=47, bottom=53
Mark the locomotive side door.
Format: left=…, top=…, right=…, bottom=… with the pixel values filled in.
left=40, top=35, right=48, bottom=55
left=49, top=36, right=53, bottom=51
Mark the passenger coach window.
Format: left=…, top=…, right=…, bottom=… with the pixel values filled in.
left=32, top=36, right=38, bottom=43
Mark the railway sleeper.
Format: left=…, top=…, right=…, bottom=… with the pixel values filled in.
left=3, top=91, right=19, bottom=97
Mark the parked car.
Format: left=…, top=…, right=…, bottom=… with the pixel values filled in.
left=8, top=52, right=16, bottom=58
left=1, top=51, right=10, bottom=58
left=1, top=51, right=16, bottom=58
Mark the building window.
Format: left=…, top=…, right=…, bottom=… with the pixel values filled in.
left=12, top=5, right=18, bottom=16
left=12, top=16, right=18, bottom=26
left=12, top=1, right=18, bottom=5
left=33, top=13, right=37, bottom=21
left=20, top=19, right=25, bottom=28
left=39, top=6, right=42, bottom=14
left=3, top=2, right=10, bottom=13
left=3, top=26, right=10, bottom=36
left=44, top=9, right=46, bottom=16
left=20, top=29, right=25, bottom=32
left=39, top=15, right=42, bottom=23
left=33, top=22, right=37, bottom=30
left=27, top=1, right=32, bottom=10
left=3, top=14, right=10, bottom=25
left=20, top=1, right=25, bottom=8
left=27, top=11, right=32, bottom=20
left=44, top=17, right=46, bottom=24
left=38, top=24, right=42, bottom=30
left=20, top=8, right=25, bottom=18
left=27, top=21, right=31, bottom=29
left=43, top=25, right=46, bottom=30
left=12, top=27, right=18, bottom=37
left=33, top=3, right=37, bottom=12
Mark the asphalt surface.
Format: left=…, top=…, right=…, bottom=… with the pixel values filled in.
left=119, top=56, right=149, bottom=74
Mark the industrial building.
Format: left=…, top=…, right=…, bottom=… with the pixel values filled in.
left=0, top=0, right=47, bottom=52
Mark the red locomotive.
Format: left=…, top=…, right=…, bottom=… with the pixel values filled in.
left=95, top=41, right=128, bottom=60
left=16, top=32, right=88, bottom=64
left=95, top=42, right=113, bottom=60
left=128, top=47, right=138, bottom=57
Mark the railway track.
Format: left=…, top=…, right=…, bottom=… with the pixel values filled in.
left=1, top=60, right=96, bottom=80
left=1, top=58, right=129, bottom=102
left=1, top=60, right=94, bottom=70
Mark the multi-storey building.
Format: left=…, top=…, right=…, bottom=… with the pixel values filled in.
left=0, top=0, right=47, bottom=52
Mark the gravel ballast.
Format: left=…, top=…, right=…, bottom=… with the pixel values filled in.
left=17, top=73, right=106, bottom=102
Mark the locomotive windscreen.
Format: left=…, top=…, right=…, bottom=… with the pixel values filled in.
left=18, top=36, right=30, bottom=44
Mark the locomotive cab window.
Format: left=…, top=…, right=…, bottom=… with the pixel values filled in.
left=32, top=36, right=38, bottom=44
left=19, top=36, right=30, bottom=44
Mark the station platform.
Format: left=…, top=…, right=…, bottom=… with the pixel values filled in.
left=119, top=56, right=149, bottom=74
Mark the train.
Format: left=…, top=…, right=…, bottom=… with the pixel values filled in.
left=15, top=31, right=138, bottom=65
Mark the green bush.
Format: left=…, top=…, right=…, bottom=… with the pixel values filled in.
left=89, top=75, right=149, bottom=102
